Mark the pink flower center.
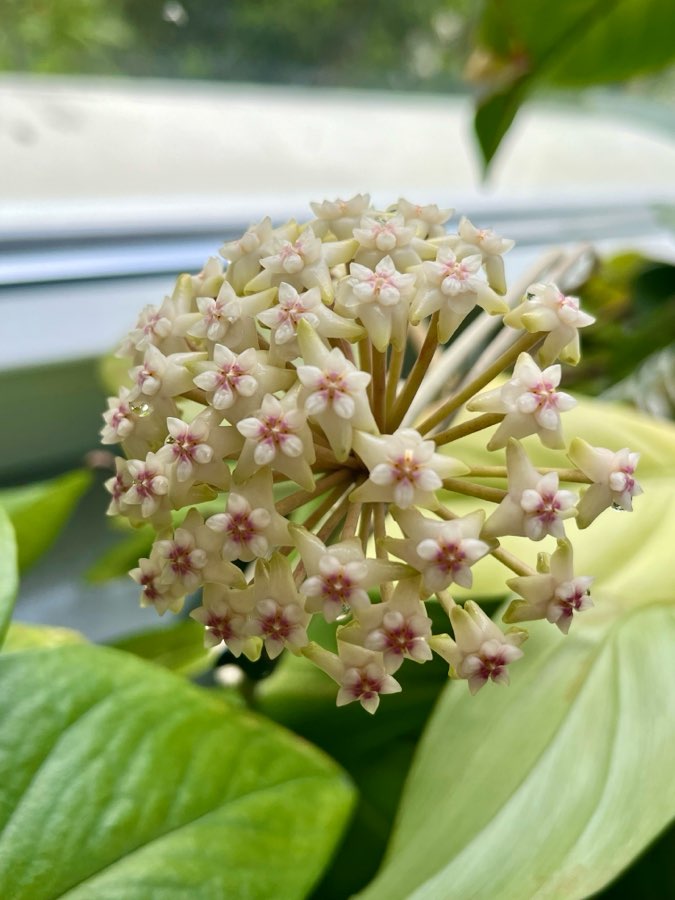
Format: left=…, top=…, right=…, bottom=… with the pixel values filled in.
left=258, top=414, right=293, bottom=448
left=224, top=512, right=257, bottom=546
left=206, top=613, right=234, bottom=642
left=380, top=622, right=417, bottom=657
left=321, top=572, right=354, bottom=605
left=391, top=450, right=420, bottom=485
left=260, top=607, right=292, bottom=638
left=434, top=540, right=465, bottom=574
left=168, top=544, right=195, bottom=576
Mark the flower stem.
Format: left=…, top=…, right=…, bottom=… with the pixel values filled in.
left=373, top=502, right=392, bottom=601
left=372, top=346, right=387, bottom=430
left=276, top=469, right=352, bottom=516
left=303, top=483, right=351, bottom=532
left=388, top=311, right=439, bottom=431
left=358, top=502, right=373, bottom=552
left=465, top=465, right=593, bottom=484
left=316, top=490, right=354, bottom=543
left=359, top=337, right=372, bottom=405
left=432, top=413, right=504, bottom=446
left=442, top=478, right=507, bottom=503
left=341, top=497, right=363, bottom=540
left=490, top=546, right=536, bottom=577
left=416, top=331, right=541, bottom=435
left=385, top=343, right=406, bottom=422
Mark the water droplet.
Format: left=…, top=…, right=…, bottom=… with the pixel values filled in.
left=130, top=401, right=152, bottom=417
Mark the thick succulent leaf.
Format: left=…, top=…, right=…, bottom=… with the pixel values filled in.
left=359, top=600, right=675, bottom=900
left=0, top=644, right=354, bottom=899
left=0, top=505, right=18, bottom=648
left=0, top=469, right=92, bottom=571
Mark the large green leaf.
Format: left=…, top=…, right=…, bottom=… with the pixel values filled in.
left=0, top=469, right=92, bottom=572
left=0, top=505, right=18, bottom=648
left=0, top=644, right=354, bottom=899
left=472, top=0, right=675, bottom=166
left=359, top=600, right=675, bottom=900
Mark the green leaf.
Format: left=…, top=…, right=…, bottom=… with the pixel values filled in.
left=0, top=469, right=92, bottom=572
left=110, top=618, right=215, bottom=677
left=0, top=505, right=18, bottom=649
left=257, top=606, right=450, bottom=899
left=0, top=643, right=354, bottom=899
left=472, top=0, right=675, bottom=165
left=359, top=600, right=675, bottom=900
left=3, top=621, right=87, bottom=653
left=86, top=525, right=154, bottom=582
left=474, top=77, right=530, bottom=171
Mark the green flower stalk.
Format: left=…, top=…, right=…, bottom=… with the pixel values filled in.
left=102, top=195, right=642, bottom=712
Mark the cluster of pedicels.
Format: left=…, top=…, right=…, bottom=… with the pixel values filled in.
left=102, top=195, right=642, bottom=712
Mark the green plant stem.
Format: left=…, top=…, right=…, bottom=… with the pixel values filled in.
left=388, top=312, right=439, bottom=431
left=275, top=469, right=352, bottom=516
left=432, top=413, right=504, bottom=446
left=302, top=483, right=350, bottom=533
left=358, top=502, right=373, bottom=552
left=373, top=502, right=392, bottom=601
left=416, top=331, right=541, bottom=435
left=466, top=465, right=593, bottom=484
left=372, top=347, right=387, bottom=430
left=442, top=478, right=507, bottom=503
left=385, top=343, right=406, bottom=422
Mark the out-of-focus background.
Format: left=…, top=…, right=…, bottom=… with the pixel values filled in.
left=1, top=3, right=675, bottom=895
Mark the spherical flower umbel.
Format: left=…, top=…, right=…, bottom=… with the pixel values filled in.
left=104, top=194, right=640, bottom=712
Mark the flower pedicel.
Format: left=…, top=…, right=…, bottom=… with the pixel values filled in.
left=103, top=195, right=642, bottom=713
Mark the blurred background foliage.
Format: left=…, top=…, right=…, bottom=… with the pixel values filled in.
left=2, top=0, right=674, bottom=164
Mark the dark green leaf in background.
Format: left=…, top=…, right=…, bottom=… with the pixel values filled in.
left=472, top=0, right=675, bottom=166
left=0, top=469, right=92, bottom=572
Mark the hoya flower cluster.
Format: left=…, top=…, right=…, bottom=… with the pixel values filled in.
left=103, top=195, right=642, bottom=713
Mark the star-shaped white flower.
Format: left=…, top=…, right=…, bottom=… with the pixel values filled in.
left=395, top=198, right=453, bottom=239
left=292, top=524, right=409, bottom=622
left=505, top=282, right=595, bottom=366
left=156, top=410, right=234, bottom=487
left=128, top=345, right=204, bottom=402
left=441, top=216, right=514, bottom=294
left=482, top=439, right=578, bottom=541
left=296, top=320, right=376, bottom=460
left=206, top=469, right=291, bottom=562
left=336, top=255, right=416, bottom=351
left=190, top=582, right=258, bottom=658
left=352, top=428, right=469, bottom=509
left=303, top=641, right=402, bottom=714
left=193, top=345, right=295, bottom=421
left=340, top=576, right=433, bottom=672
left=468, top=353, right=577, bottom=449
left=387, top=508, right=492, bottom=593
left=504, top=539, right=593, bottom=634
left=258, top=282, right=363, bottom=363
left=310, top=193, right=372, bottom=239
left=175, top=281, right=275, bottom=353
left=235, top=392, right=315, bottom=489
left=568, top=439, right=642, bottom=527
left=123, top=452, right=170, bottom=519
left=430, top=600, right=527, bottom=694
left=244, top=554, right=311, bottom=659
left=412, top=247, right=508, bottom=342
